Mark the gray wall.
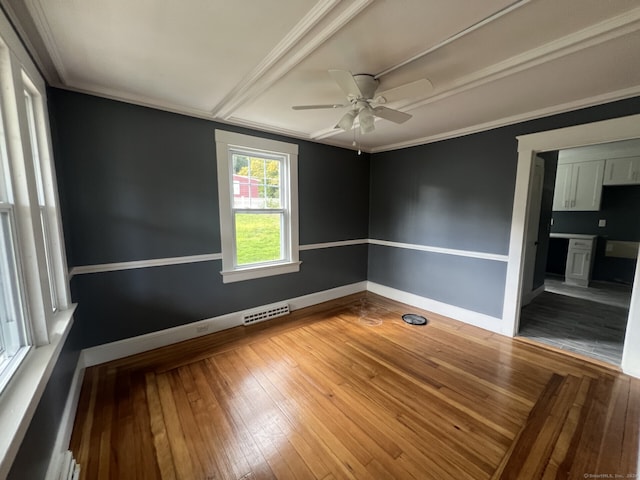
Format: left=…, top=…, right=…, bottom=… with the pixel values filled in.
left=551, top=184, right=640, bottom=284
left=368, top=96, right=640, bottom=317
left=368, top=131, right=517, bottom=318
left=50, top=88, right=370, bottom=349
left=70, top=246, right=368, bottom=347
left=369, top=134, right=516, bottom=254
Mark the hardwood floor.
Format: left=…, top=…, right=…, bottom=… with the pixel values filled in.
left=70, top=293, right=640, bottom=479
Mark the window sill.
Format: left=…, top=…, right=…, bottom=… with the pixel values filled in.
left=0, top=305, right=77, bottom=479
left=221, top=261, right=302, bottom=284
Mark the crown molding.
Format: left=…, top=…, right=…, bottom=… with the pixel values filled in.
left=220, top=116, right=312, bottom=142
left=53, top=81, right=219, bottom=120
left=54, top=81, right=372, bottom=152
left=23, top=0, right=68, bottom=82
left=212, top=0, right=375, bottom=119
left=369, top=86, right=640, bottom=153
left=53, top=82, right=640, bottom=156
left=0, top=0, right=59, bottom=83
left=223, top=116, right=368, bottom=152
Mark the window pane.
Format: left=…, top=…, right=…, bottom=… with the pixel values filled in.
left=234, top=212, right=282, bottom=266
left=264, top=159, right=281, bottom=209
left=40, top=207, right=57, bottom=309
left=231, top=152, right=281, bottom=209
left=24, top=91, right=45, bottom=205
left=0, top=97, right=12, bottom=204
left=0, top=210, right=26, bottom=362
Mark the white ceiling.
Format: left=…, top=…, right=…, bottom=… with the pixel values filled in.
left=4, top=0, right=640, bottom=152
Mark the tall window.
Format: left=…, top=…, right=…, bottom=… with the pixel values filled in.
left=0, top=38, right=69, bottom=395
left=215, top=130, right=299, bottom=283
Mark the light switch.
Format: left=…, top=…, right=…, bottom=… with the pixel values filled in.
left=598, top=219, right=606, bottom=227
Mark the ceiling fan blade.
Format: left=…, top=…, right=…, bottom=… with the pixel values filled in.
left=375, top=78, right=433, bottom=104
left=329, top=69, right=362, bottom=98
left=292, top=104, right=346, bottom=110
left=373, top=106, right=412, bottom=124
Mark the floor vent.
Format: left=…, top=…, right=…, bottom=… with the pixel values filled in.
left=243, top=303, right=290, bottom=326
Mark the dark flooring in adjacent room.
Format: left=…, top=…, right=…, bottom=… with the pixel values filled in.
left=519, top=278, right=631, bottom=365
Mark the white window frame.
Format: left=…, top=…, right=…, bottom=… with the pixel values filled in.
left=23, top=80, right=58, bottom=313
left=215, top=130, right=300, bottom=283
left=0, top=9, right=75, bottom=478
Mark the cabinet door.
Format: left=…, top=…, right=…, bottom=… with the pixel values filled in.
left=552, top=164, right=572, bottom=211
left=565, top=247, right=591, bottom=286
left=603, top=156, right=640, bottom=185
left=571, top=160, right=604, bottom=211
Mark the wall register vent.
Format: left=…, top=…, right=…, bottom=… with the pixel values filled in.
left=242, top=303, right=290, bottom=326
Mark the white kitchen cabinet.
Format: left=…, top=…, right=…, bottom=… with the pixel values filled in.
left=550, top=234, right=597, bottom=287
left=565, top=237, right=595, bottom=287
left=552, top=164, right=572, bottom=211
left=603, top=156, right=640, bottom=185
left=552, top=160, right=604, bottom=211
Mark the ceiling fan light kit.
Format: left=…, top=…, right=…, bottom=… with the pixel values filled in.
left=358, top=106, right=375, bottom=133
left=292, top=69, right=433, bottom=135
left=336, top=109, right=358, bottom=131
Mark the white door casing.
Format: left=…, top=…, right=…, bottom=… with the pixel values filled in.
left=502, top=113, right=640, bottom=378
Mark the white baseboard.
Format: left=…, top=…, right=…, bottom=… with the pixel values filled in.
left=367, top=281, right=504, bottom=335
left=81, top=311, right=241, bottom=368
left=44, top=361, right=84, bottom=480
left=521, top=284, right=546, bottom=307
left=288, top=281, right=367, bottom=310
left=82, top=281, right=367, bottom=367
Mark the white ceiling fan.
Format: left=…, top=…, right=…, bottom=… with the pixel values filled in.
left=292, top=69, right=433, bottom=134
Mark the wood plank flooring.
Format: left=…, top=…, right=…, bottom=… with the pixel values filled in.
left=519, top=291, right=628, bottom=365
left=70, top=293, right=640, bottom=479
left=544, top=277, right=632, bottom=309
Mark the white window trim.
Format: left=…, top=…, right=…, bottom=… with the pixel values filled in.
left=23, top=77, right=61, bottom=313
left=0, top=8, right=75, bottom=477
left=215, top=130, right=300, bottom=283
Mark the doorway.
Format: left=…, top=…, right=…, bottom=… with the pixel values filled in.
left=502, top=113, right=640, bottom=377
left=517, top=142, right=638, bottom=365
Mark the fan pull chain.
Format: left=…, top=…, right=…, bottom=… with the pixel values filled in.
left=352, top=125, right=361, bottom=155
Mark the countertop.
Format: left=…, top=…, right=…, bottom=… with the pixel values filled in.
left=549, top=233, right=597, bottom=240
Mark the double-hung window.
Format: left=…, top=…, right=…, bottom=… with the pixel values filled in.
left=215, top=130, right=300, bottom=283
left=0, top=61, right=68, bottom=389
